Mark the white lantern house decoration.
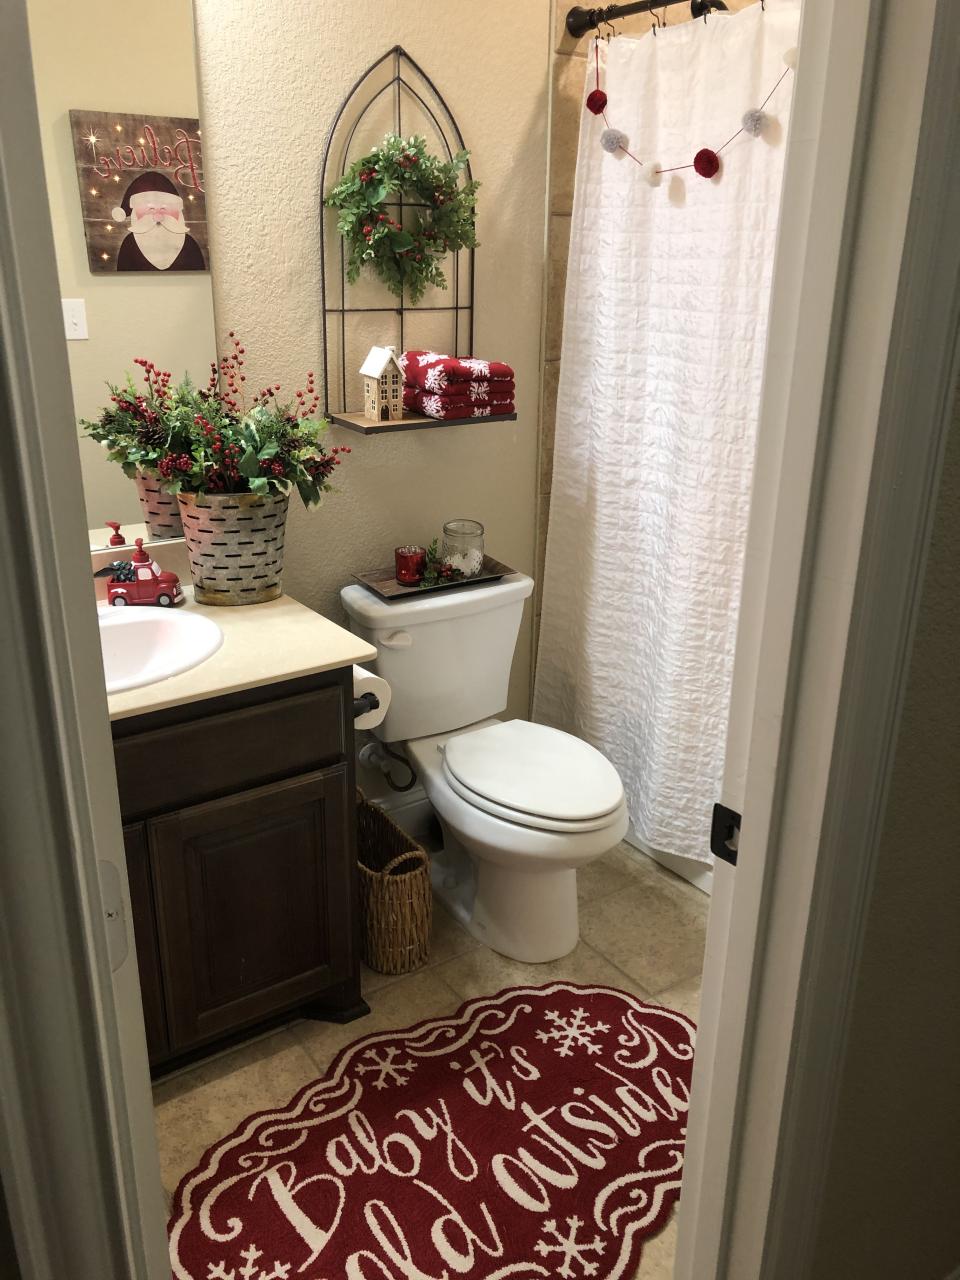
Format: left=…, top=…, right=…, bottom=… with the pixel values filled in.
left=360, top=345, right=405, bottom=422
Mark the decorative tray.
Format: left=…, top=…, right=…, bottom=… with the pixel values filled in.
left=354, top=556, right=515, bottom=601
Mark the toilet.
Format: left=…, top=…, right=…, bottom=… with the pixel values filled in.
left=341, top=573, right=628, bottom=962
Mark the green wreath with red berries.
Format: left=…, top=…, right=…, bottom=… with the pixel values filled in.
left=325, top=134, right=479, bottom=305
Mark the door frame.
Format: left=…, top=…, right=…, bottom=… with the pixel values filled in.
left=0, top=2, right=169, bottom=1276
left=1, top=2, right=958, bottom=1279
left=677, top=0, right=960, bottom=1275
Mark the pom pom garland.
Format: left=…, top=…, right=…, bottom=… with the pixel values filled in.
left=583, top=35, right=795, bottom=190
left=741, top=108, right=768, bottom=137
left=693, top=148, right=721, bottom=179
left=586, top=88, right=608, bottom=115
left=600, top=127, right=628, bottom=154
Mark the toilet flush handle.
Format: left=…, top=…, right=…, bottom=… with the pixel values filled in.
left=379, top=630, right=412, bottom=649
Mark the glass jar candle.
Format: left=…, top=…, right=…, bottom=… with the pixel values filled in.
left=394, top=545, right=427, bottom=585
left=441, top=519, right=485, bottom=578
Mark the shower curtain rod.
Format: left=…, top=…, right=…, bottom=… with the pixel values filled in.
left=566, top=0, right=729, bottom=39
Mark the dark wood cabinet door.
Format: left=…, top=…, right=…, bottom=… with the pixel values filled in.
left=122, top=822, right=169, bottom=1063
left=149, top=766, right=352, bottom=1052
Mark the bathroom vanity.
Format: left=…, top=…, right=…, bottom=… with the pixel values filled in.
left=106, top=587, right=377, bottom=1072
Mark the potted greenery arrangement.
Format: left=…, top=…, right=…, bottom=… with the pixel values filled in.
left=81, top=362, right=186, bottom=539
left=81, top=334, right=349, bottom=605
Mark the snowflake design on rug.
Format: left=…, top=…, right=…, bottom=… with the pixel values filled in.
left=355, top=1045, right=417, bottom=1090
left=472, top=406, right=491, bottom=417
left=536, top=1007, right=611, bottom=1058
left=207, top=1242, right=290, bottom=1279
left=424, top=365, right=448, bottom=392
left=534, top=1217, right=606, bottom=1278
left=421, top=394, right=444, bottom=418
left=416, top=351, right=446, bottom=367
left=468, top=381, right=489, bottom=401
left=461, top=357, right=490, bottom=376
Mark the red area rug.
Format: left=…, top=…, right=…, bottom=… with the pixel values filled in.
left=169, top=982, right=695, bottom=1279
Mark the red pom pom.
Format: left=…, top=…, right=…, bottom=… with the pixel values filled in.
left=586, top=89, right=608, bottom=115
left=693, top=148, right=721, bottom=179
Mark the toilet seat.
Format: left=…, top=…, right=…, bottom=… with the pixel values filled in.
left=440, top=719, right=625, bottom=833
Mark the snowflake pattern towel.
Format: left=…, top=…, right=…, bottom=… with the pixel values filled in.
left=400, top=349, right=515, bottom=391
left=404, top=386, right=516, bottom=420
left=407, top=378, right=517, bottom=403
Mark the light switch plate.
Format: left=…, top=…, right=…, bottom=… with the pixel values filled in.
left=61, top=297, right=88, bottom=340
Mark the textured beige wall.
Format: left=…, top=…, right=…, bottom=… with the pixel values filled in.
left=27, top=0, right=216, bottom=529
left=538, top=0, right=758, bottom=629
left=810, top=400, right=960, bottom=1277
left=193, top=0, right=550, bottom=716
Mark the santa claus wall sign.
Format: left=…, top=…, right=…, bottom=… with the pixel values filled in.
left=69, top=109, right=209, bottom=274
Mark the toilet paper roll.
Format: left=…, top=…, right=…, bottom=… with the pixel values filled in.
left=352, top=665, right=391, bottom=731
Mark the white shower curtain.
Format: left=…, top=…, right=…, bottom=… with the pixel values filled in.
left=534, top=0, right=800, bottom=862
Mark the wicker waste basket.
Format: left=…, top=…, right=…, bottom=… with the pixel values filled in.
left=357, top=793, right=432, bottom=975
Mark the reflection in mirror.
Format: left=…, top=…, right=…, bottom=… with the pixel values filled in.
left=26, top=0, right=216, bottom=543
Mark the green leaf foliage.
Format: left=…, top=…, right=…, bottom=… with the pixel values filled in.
left=78, top=340, right=351, bottom=510
left=325, top=134, right=479, bottom=305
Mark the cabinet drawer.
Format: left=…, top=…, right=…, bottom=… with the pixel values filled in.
left=114, top=685, right=344, bottom=820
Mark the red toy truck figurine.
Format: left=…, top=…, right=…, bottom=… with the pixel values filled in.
left=107, top=539, right=184, bottom=608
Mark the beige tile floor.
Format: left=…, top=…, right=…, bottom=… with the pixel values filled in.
left=154, top=842, right=707, bottom=1279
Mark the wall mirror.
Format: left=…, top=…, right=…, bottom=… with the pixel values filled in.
left=26, top=0, right=216, bottom=547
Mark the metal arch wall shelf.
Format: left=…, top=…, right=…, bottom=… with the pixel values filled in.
left=319, top=46, right=477, bottom=419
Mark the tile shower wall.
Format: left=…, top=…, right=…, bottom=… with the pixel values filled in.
left=537, top=0, right=757, bottom=634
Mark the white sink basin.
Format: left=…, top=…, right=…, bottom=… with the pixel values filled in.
left=98, top=606, right=223, bottom=695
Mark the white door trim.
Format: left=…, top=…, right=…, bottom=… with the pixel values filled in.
left=675, top=0, right=879, bottom=1267
left=0, top=2, right=168, bottom=1276
left=759, top=0, right=960, bottom=1268
left=678, top=0, right=957, bottom=1275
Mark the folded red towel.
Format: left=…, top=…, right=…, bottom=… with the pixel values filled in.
left=400, top=350, right=515, bottom=392
left=405, top=387, right=515, bottom=420
left=404, top=378, right=515, bottom=403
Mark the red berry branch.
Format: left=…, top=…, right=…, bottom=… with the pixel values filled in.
left=81, top=335, right=351, bottom=510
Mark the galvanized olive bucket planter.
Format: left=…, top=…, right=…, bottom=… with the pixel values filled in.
left=177, top=491, right=289, bottom=606
left=135, top=471, right=184, bottom=540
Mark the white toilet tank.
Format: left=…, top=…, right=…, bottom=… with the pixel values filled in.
left=340, top=574, right=534, bottom=742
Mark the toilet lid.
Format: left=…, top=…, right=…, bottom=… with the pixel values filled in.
left=442, top=720, right=624, bottom=824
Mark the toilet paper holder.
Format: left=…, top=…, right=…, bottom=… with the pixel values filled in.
left=353, top=691, right=381, bottom=721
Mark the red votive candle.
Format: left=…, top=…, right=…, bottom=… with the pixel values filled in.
left=395, top=545, right=427, bottom=584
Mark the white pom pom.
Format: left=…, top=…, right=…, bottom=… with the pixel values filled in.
left=111, top=206, right=126, bottom=222
left=644, top=163, right=662, bottom=188
left=742, top=108, right=768, bottom=137
left=600, top=127, right=628, bottom=154
left=783, top=46, right=798, bottom=70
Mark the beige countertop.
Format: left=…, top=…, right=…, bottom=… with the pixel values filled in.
left=106, top=587, right=377, bottom=721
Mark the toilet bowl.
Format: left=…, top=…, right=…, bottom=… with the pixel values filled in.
left=408, top=720, right=628, bottom=961
left=340, top=573, right=628, bottom=963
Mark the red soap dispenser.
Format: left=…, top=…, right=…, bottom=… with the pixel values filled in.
left=107, top=539, right=184, bottom=608
left=105, top=520, right=124, bottom=547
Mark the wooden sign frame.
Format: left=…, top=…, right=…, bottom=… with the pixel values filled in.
left=68, top=109, right=209, bottom=274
